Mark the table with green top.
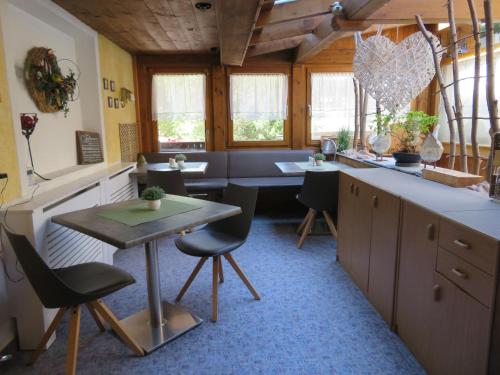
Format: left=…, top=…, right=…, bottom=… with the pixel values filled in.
left=52, top=194, right=241, bottom=353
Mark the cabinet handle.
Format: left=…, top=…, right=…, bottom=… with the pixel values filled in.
left=433, top=284, right=441, bottom=301
left=451, top=268, right=468, bottom=279
left=426, top=224, right=435, bottom=241
left=372, top=195, right=378, bottom=208
left=350, top=183, right=355, bottom=194
left=453, top=239, right=471, bottom=249
left=355, top=186, right=360, bottom=196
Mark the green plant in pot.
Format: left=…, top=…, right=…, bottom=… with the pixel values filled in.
left=141, top=186, right=165, bottom=210
left=369, top=112, right=394, bottom=161
left=314, top=152, right=326, bottom=166
left=336, top=128, right=351, bottom=153
left=391, top=111, right=437, bottom=166
left=175, top=153, right=187, bottom=169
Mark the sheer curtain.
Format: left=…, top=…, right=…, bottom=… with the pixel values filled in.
left=230, top=74, right=288, bottom=120
left=152, top=74, right=206, bottom=121
left=438, top=51, right=500, bottom=146
left=310, top=72, right=376, bottom=140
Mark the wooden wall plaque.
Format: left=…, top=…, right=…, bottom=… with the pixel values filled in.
left=76, top=131, right=104, bottom=164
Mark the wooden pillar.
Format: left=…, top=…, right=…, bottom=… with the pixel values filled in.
left=212, top=65, right=227, bottom=151
left=292, top=64, right=307, bottom=149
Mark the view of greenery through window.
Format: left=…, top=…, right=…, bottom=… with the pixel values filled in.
left=233, top=119, right=284, bottom=142
left=157, top=119, right=205, bottom=143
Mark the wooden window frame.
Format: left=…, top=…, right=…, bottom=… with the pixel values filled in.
left=226, top=66, right=292, bottom=149
left=147, top=67, right=214, bottom=152
left=306, top=65, right=353, bottom=147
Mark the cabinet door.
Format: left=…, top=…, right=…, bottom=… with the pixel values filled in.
left=349, top=179, right=373, bottom=292
left=367, top=189, right=400, bottom=325
left=396, top=202, right=439, bottom=368
left=428, top=272, right=489, bottom=375
left=337, top=174, right=356, bottom=269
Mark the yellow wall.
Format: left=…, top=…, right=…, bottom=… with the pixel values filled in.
left=98, top=35, right=137, bottom=164
left=0, top=20, right=21, bottom=203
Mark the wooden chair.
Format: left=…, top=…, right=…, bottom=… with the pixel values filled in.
left=296, top=171, right=339, bottom=249
left=5, top=230, right=144, bottom=375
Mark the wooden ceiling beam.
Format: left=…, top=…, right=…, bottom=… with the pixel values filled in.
left=215, top=0, right=264, bottom=66
left=247, top=36, right=306, bottom=57
left=295, top=0, right=391, bottom=63
left=256, top=0, right=333, bottom=28
left=250, top=16, right=324, bottom=46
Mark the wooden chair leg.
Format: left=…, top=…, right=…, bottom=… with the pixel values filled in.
left=176, top=257, right=208, bottom=303
left=219, top=258, right=224, bottom=283
left=89, top=300, right=144, bottom=356
left=323, top=210, right=338, bottom=239
left=212, top=256, right=219, bottom=322
left=224, top=253, right=261, bottom=300
left=66, top=306, right=81, bottom=375
left=297, top=209, right=313, bottom=234
left=28, top=307, right=67, bottom=366
left=86, top=303, right=105, bottom=332
left=297, top=209, right=316, bottom=249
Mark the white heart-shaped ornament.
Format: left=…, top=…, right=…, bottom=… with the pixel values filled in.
left=353, top=32, right=442, bottom=112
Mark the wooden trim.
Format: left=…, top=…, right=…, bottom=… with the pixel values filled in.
left=226, top=65, right=293, bottom=148
left=175, top=257, right=208, bottom=303
left=223, top=254, right=261, bottom=300
left=212, top=256, right=219, bottom=322
left=29, top=307, right=67, bottom=366
left=67, top=306, right=81, bottom=375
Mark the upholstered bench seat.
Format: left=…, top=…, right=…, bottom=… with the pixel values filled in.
left=228, top=177, right=304, bottom=188
left=184, top=178, right=228, bottom=191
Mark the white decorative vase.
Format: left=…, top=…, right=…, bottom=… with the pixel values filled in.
left=420, top=131, right=443, bottom=167
left=148, top=199, right=162, bottom=210
left=315, top=160, right=323, bottom=166
left=370, top=134, right=392, bottom=160
left=177, top=160, right=185, bottom=169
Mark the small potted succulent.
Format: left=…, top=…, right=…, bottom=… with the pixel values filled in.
left=391, top=111, right=437, bottom=165
left=314, top=152, right=326, bottom=166
left=141, top=186, right=165, bottom=211
left=175, top=153, right=187, bottom=169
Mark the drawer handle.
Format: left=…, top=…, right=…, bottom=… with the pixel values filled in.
left=350, top=183, right=355, bottom=194
left=355, top=186, right=360, bottom=196
left=426, top=224, right=435, bottom=241
left=453, top=239, right=471, bottom=249
left=433, top=284, right=441, bottom=301
left=451, top=268, right=468, bottom=279
left=372, top=195, right=378, bottom=208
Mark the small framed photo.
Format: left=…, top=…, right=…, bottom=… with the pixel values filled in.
left=110, top=80, right=116, bottom=92
left=103, top=78, right=109, bottom=90
left=107, top=96, right=113, bottom=108
left=114, top=98, right=119, bottom=109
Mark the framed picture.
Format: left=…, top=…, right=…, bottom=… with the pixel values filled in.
left=114, top=98, right=119, bottom=109
left=110, top=80, right=116, bottom=92
left=107, top=96, right=113, bottom=108
left=103, top=78, right=109, bottom=90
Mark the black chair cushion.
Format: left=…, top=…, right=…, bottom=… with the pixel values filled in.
left=184, top=178, right=228, bottom=191
left=175, top=230, right=245, bottom=257
left=54, top=262, right=135, bottom=302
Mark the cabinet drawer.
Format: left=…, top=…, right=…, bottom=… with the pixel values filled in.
left=439, top=218, right=498, bottom=275
left=436, top=247, right=495, bottom=307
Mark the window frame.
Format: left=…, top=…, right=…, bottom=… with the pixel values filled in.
left=227, top=66, right=292, bottom=148
left=148, top=67, right=213, bottom=152
left=306, top=66, right=353, bottom=147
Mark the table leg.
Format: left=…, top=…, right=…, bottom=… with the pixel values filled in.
left=118, top=240, right=203, bottom=354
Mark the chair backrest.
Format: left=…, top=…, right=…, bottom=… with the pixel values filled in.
left=298, top=171, right=340, bottom=213
left=207, top=184, right=258, bottom=240
left=147, top=169, right=188, bottom=196
left=5, top=230, right=78, bottom=308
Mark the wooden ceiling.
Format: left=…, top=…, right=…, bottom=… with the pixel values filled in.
left=53, top=0, right=500, bottom=64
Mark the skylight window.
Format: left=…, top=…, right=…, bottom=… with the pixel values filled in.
left=274, top=0, right=296, bottom=4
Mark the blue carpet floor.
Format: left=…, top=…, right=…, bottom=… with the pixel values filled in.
left=3, top=215, right=425, bottom=375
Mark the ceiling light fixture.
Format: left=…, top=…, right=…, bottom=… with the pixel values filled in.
left=195, top=2, right=212, bottom=10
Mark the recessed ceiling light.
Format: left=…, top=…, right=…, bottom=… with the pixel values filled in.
left=195, top=2, right=212, bottom=10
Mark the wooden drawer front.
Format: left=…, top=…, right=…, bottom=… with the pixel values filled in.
left=437, top=247, right=495, bottom=307
left=439, top=218, right=498, bottom=275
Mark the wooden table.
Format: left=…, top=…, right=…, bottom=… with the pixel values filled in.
left=52, top=195, right=241, bottom=353
left=275, top=161, right=351, bottom=176
left=130, top=162, right=208, bottom=184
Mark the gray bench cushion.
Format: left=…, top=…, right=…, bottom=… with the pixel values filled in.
left=184, top=178, right=228, bottom=191
left=229, top=177, right=304, bottom=188
left=142, top=152, right=228, bottom=178
left=228, top=150, right=313, bottom=178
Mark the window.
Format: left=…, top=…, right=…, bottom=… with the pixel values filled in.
left=229, top=73, right=288, bottom=144
left=308, top=72, right=376, bottom=142
left=437, top=51, right=500, bottom=146
left=152, top=73, right=206, bottom=151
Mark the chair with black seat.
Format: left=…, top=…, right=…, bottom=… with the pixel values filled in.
left=5, top=230, right=144, bottom=375
left=147, top=169, right=188, bottom=196
left=174, top=184, right=260, bottom=322
left=296, top=171, right=339, bottom=249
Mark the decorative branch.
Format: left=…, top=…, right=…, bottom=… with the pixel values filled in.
left=416, top=15, right=456, bottom=169
left=359, top=87, right=369, bottom=150
left=353, top=78, right=360, bottom=149
left=467, top=0, right=482, bottom=174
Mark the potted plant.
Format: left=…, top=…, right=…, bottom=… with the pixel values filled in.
left=141, top=186, right=165, bottom=210
left=336, top=128, right=351, bottom=153
left=175, top=153, right=187, bottom=169
left=314, top=152, right=326, bottom=166
left=391, top=111, right=437, bottom=165
left=369, top=112, right=394, bottom=161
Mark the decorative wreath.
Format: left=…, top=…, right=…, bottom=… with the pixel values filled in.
left=24, top=47, right=79, bottom=117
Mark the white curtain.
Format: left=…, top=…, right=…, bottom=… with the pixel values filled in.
left=230, top=74, right=288, bottom=120
left=152, top=74, right=206, bottom=121
left=438, top=51, right=500, bottom=146
left=310, top=72, right=376, bottom=140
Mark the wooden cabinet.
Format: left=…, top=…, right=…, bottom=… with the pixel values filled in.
left=337, top=174, right=355, bottom=269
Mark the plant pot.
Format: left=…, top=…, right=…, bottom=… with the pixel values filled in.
left=147, top=199, right=162, bottom=211
left=315, top=160, right=323, bottom=166
left=177, top=160, right=185, bottom=169
left=392, top=152, right=421, bottom=166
